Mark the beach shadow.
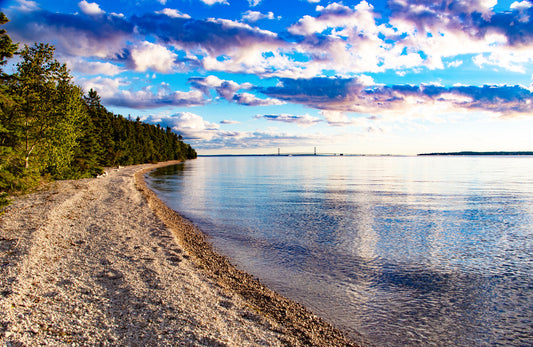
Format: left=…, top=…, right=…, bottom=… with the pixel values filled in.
left=92, top=261, right=200, bottom=344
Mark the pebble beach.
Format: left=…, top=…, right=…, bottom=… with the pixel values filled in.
left=0, top=161, right=361, bottom=346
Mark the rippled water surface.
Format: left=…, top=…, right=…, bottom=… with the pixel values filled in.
left=148, top=156, right=533, bottom=346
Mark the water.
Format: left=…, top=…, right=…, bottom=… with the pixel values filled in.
left=147, top=156, right=533, bottom=346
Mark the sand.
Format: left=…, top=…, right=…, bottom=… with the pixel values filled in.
left=0, top=161, right=363, bottom=346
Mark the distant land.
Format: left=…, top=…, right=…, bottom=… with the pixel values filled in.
left=198, top=153, right=399, bottom=157
left=199, top=152, right=533, bottom=157
left=418, top=151, right=533, bottom=156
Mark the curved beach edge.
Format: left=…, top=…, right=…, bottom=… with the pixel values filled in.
left=136, top=161, right=366, bottom=347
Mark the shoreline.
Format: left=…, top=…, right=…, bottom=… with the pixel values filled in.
left=0, top=161, right=363, bottom=346
left=136, top=162, right=364, bottom=346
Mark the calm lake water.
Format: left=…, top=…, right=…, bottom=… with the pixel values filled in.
left=147, top=156, right=533, bottom=346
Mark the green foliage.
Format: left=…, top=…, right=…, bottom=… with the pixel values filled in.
left=13, top=43, right=79, bottom=171
left=83, top=89, right=197, bottom=167
left=0, top=12, right=17, bottom=70
left=0, top=192, right=9, bottom=212
left=0, top=14, right=196, bottom=202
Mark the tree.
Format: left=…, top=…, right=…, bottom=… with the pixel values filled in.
left=0, top=14, right=197, bottom=204
left=0, top=13, right=17, bottom=70
left=0, top=13, right=18, bottom=147
left=12, top=43, right=86, bottom=173
left=0, top=13, right=22, bottom=202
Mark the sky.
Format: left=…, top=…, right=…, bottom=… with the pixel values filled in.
left=2, top=0, right=533, bottom=155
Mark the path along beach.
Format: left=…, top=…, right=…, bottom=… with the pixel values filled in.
left=0, top=161, right=362, bottom=346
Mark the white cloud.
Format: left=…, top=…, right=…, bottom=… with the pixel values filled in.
left=447, top=60, right=463, bottom=68
left=155, top=8, right=191, bottom=19
left=220, top=120, right=241, bottom=124
left=511, top=0, right=533, bottom=21
left=355, top=74, right=375, bottom=86
left=511, top=1, right=533, bottom=10
left=255, top=113, right=322, bottom=127
left=114, top=89, right=205, bottom=109
left=242, top=10, right=275, bottom=22
left=79, top=77, right=207, bottom=108
left=189, top=75, right=253, bottom=101
left=142, top=112, right=361, bottom=151
left=63, top=57, right=122, bottom=76
left=320, top=110, right=369, bottom=127
left=78, top=0, right=105, bottom=16
left=248, top=0, right=261, bottom=6
left=233, top=92, right=285, bottom=106
left=473, top=50, right=533, bottom=73
left=198, top=0, right=229, bottom=5
left=14, top=0, right=39, bottom=11
left=129, top=42, right=177, bottom=73
left=78, top=76, right=126, bottom=98
left=145, top=112, right=220, bottom=140
left=158, top=0, right=167, bottom=4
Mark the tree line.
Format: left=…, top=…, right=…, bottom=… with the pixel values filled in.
left=0, top=14, right=196, bottom=208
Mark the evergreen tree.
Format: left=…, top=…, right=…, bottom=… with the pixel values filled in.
left=1, top=13, right=196, bottom=210
left=0, top=13, right=17, bottom=69
left=12, top=43, right=86, bottom=175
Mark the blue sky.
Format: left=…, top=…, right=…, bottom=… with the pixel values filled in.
left=2, top=0, right=532, bottom=155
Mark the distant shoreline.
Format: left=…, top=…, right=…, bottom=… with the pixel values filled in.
left=418, top=151, right=533, bottom=156
left=199, top=151, right=533, bottom=157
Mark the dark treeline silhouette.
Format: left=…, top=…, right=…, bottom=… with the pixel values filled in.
left=82, top=89, right=197, bottom=171
left=418, top=151, right=533, bottom=156
left=0, top=13, right=196, bottom=207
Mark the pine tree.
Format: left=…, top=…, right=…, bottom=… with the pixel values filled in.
left=13, top=43, right=85, bottom=175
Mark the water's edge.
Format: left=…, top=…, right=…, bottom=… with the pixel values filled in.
left=135, top=162, right=367, bottom=347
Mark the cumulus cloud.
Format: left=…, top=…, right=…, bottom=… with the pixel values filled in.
left=78, top=76, right=127, bottom=99
left=63, top=57, right=122, bottom=76
left=388, top=0, right=533, bottom=47
left=79, top=77, right=206, bottom=108
left=188, top=75, right=251, bottom=100
left=144, top=112, right=220, bottom=140
left=194, top=129, right=336, bottom=150
left=78, top=0, right=105, bottom=16
left=242, top=10, right=275, bottom=22
left=248, top=0, right=262, bottom=6
left=511, top=1, right=533, bottom=10
left=188, top=76, right=285, bottom=107
left=107, top=89, right=206, bottom=109
left=155, top=8, right=191, bottom=19
left=255, top=113, right=322, bottom=127
left=128, top=41, right=177, bottom=73
left=198, top=0, right=229, bottom=6
left=220, top=120, right=241, bottom=124
left=447, top=60, right=463, bottom=68
left=133, top=14, right=287, bottom=75
left=473, top=51, right=532, bottom=73
left=285, top=1, right=431, bottom=74
left=6, top=10, right=133, bottom=59
left=233, top=93, right=286, bottom=106
left=5, top=0, right=533, bottom=116
left=282, top=0, right=533, bottom=74
left=142, top=112, right=357, bottom=150
left=141, top=113, right=316, bottom=150
left=261, top=77, right=533, bottom=117
left=13, top=0, right=40, bottom=12
left=5, top=0, right=533, bottom=80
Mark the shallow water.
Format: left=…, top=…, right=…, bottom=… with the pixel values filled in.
left=148, top=156, right=533, bottom=346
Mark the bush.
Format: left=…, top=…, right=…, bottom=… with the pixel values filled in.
left=0, top=191, right=9, bottom=211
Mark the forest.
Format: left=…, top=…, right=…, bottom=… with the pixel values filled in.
left=0, top=13, right=196, bottom=208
